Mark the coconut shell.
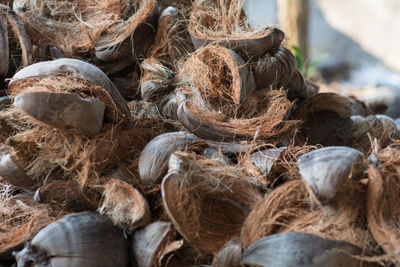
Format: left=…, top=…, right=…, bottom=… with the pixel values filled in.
left=14, top=211, right=129, bottom=267
left=189, top=0, right=284, bottom=60
left=139, top=132, right=199, bottom=186
left=250, top=147, right=286, bottom=175
left=9, top=58, right=130, bottom=117
left=0, top=8, right=9, bottom=76
left=298, top=146, right=364, bottom=204
left=241, top=232, right=379, bottom=267
left=294, top=93, right=353, bottom=146
left=14, top=91, right=105, bottom=135
left=99, top=179, right=151, bottom=232
left=131, top=221, right=183, bottom=267
left=161, top=151, right=263, bottom=254
left=158, top=92, right=178, bottom=120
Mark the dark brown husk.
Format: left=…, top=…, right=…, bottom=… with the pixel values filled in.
left=367, top=145, right=400, bottom=264
left=241, top=179, right=378, bottom=256
left=162, top=151, right=263, bottom=254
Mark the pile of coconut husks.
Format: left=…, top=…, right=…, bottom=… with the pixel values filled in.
left=0, top=0, right=400, bottom=266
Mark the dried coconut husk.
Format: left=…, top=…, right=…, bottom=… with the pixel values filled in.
left=294, top=93, right=353, bottom=147
left=34, top=180, right=101, bottom=212
left=1, top=74, right=134, bottom=188
left=252, top=47, right=296, bottom=90
left=98, top=178, right=150, bottom=232
left=140, top=6, right=194, bottom=104
left=131, top=221, right=184, bottom=267
left=189, top=0, right=284, bottom=60
left=367, top=145, right=400, bottom=263
left=9, top=58, right=131, bottom=117
left=0, top=183, right=63, bottom=260
left=18, top=0, right=157, bottom=61
left=350, top=115, right=400, bottom=154
left=241, top=179, right=377, bottom=255
left=211, top=238, right=242, bottom=267
left=178, top=45, right=256, bottom=106
left=177, top=87, right=299, bottom=142
left=139, top=131, right=199, bottom=187
left=0, top=4, right=32, bottom=77
left=177, top=45, right=298, bottom=141
left=161, top=151, right=263, bottom=254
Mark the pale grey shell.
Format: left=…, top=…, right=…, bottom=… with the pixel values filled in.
left=241, top=232, right=378, bottom=267
left=298, top=146, right=363, bottom=203
left=14, top=211, right=129, bottom=267
left=10, top=58, right=130, bottom=117
left=250, top=147, right=286, bottom=175
left=138, top=132, right=199, bottom=186
left=131, top=221, right=173, bottom=267
left=14, top=92, right=105, bottom=135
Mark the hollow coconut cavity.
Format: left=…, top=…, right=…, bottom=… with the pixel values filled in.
left=161, top=151, right=263, bottom=254
left=177, top=45, right=299, bottom=142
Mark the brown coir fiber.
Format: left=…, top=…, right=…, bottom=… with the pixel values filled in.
left=0, top=183, right=61, bottom=258
left=177, top=86, right=299, bottom=142
left=161, top=151, right=263, bottom=254
left=19, top=0, right=156, bottom=57
left=2, top=74, right=132, bottom=188
left=367, top=145, right=400, bottom=263
left=241, top=179, right=378, bottom=255
left=176, top=44, right=298, bottom=142
left=188, top=0, right=284, bottom=59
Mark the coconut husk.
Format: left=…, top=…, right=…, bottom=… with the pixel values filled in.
left=131, top=221, right=183, bottom=267
left=9, top=58, right=131, bottom=117
left=98, top=178, right=150, bottom=232
left=211, top=238, right=242, bottom=267
left=161, top=151, right=263, bottom=254
left=139, top=131, right=199, bottom=186
left=188, top=0, right=284, bottom=60
left=252, top=47, right=296, bottom=90
left=367, top=146, right=400, bottom=263
left=350, top=115, right=399, bottom=154
left=0, top=74, right=135, bottom=188
left=178, top=45, right=256, bottom=106
left=177, top=45, right=298, bottom=142
left=241, top=179, right=377, bottom=255
left=177, top=87, right=299, bottom=142
left=19, top=0, right=157, bottom=61
left=294, top=93, right=353, bottom=146
left=0, top=183, right=62, bottom=260
left=0, top=4, right=32, bottom=78
left=34, top=180, right=101, bottom=211
left=0, top=7, right=9, bottom=76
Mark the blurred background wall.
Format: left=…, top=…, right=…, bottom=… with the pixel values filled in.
left=244, top=0, right=400, bottom=87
